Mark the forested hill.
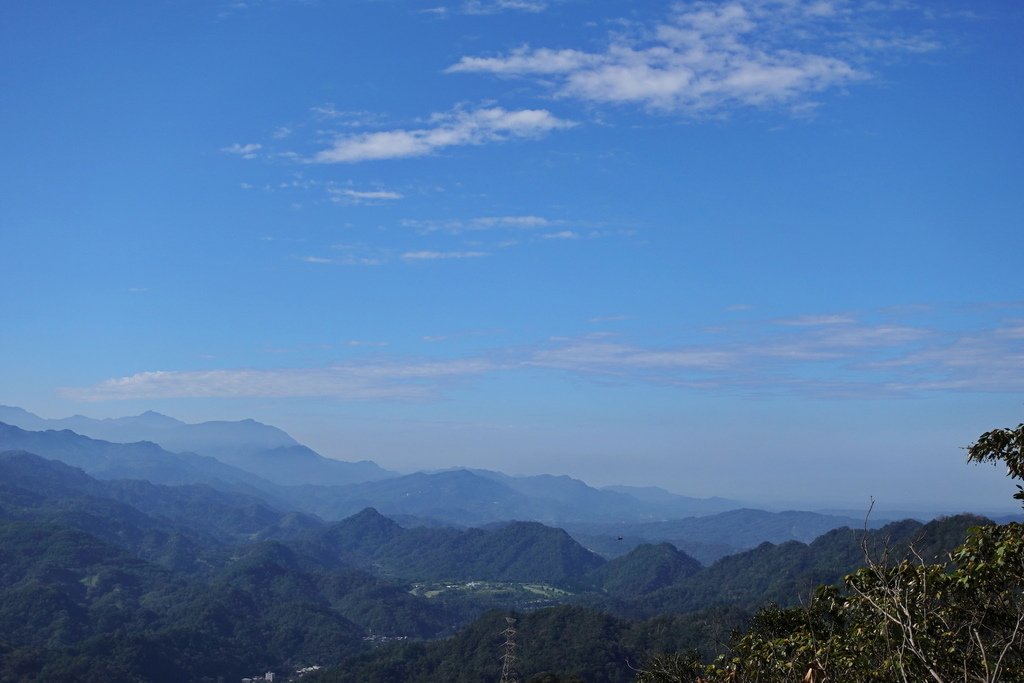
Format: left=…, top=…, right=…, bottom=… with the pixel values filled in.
left=309, top=606, right=721, bottom=683
left=303, top=507, right=607, bottom=585
left=0, top=450, right=612, bottom=587
left=307, top=513, right=990, bottom=682
left=589, top=543, right=703, bottom=597
left=0, top=448, right=313, bottom=568
left=612, top=514, right=986, bottom=617
left=0, top=453, right=443, bottom=681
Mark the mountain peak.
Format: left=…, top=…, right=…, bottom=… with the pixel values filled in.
left=337, top=507, right=404, bottom=535
left=0, top=406, right=48, bottom=431
left=124, top=410, right=185, bottom=428
left=592, top=541, right=702, bottom=597
left=350, top=507, right=402, bottom=526
left=0, top=405, right=38, bottom=418
left=319, top=508, right=404, bottom=556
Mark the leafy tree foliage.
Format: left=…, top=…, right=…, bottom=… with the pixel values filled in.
left=636, top=422, right=1024, bottom=683
left=968, top=422, right=1024, bottom=503
left=311, top=606, right=744, bottom=683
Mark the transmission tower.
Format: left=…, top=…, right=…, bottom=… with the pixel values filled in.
left=499, top=616, right=520, bottom=683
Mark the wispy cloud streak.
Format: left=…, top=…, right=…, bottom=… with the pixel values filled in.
left=62, top=359, right=496, bottom=401
left=448, top=1, right=940, bottom=115
left=402, top=215, right=561, bottom=234
left=311, top=107, right=574, bottom=163
left=329, top=187, right=404, bottom=204
left=401, top=250, right=489, bottom=261
left=62, top=308, right=1024, bottom=402
left=221, top=142, right=262, bottom=158
left=463, top=0, right=546, bottom=14
left=529, top=315, right=1024, bottom=395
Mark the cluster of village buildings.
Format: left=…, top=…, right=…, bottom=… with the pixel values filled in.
left=241, top=664, right=321, bottom=682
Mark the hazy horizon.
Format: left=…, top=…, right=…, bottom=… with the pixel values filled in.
left=2, top=402, right=1018, bottom=515
left=2, top=1, right=1022, bottom=514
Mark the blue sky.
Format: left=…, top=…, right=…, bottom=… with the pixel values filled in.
left=2, top=0, right=1022, bottom=511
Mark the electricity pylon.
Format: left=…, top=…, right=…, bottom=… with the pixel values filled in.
left=499, top=616, right=520, bottom=683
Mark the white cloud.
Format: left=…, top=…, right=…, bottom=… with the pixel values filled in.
left=329, top=188, right=404, bottom=204
left=342, top=189, right=402, bottom=200
left=472, top=215, right=554, bottom=228
left=462, top=0, right=547, bottom=14
left=309, top=105, right=389, bottom=128
left=345, top=340, right=389, bottom=347
left=61, top=359, right=496, bottom=402
left=304, top=245, right=388, bottom=266
left=449, top=48, right=599, bottom=76
left=531, top=341, right=736, bottom=372
left=526, top=310, right=1024, bottom=396
left=804, top=1, right=836, bottom=18
left=403, top=215, right=559, bottom=233
left=311, top=107, right=575, bottom=163
left=777, top=313, right=857, bottom=326
left=58, top=306, right=1024, bottom=402
left=401, top=250, right=489, bottom=261
left=221, top=142, right=262, bottom=158
left=541, top=230, right=580, bottom=240
left=446, top=1, right=941, bottom=114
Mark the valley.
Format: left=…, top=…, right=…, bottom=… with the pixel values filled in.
left=0, top=407, right=1012, bottom=681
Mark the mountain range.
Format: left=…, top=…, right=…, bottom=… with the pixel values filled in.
left=0, top=407, right=888, bottom=557
left=0, top=405, right=394, bottom=487
left=0, top=442, right=992, bottom=682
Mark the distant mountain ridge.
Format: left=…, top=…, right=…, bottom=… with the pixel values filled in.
left=602, top=484, right=739, bottom=516
left=0, top=421, right=282, bottom=498
left=469, top=469, right=740, bottom=518
left=0, top=421, right=687, bottom=527
left=563, top=508, right=884, bottom=564
left=290, top=467, right=746, bottom=527
left=0, top=419, right=879, bottom=555
left=0, top=406, right=395, bottom=487
left=0, top=406, right=748, bottom=528
left=407, top=467, right=742, bottom=524
left=1, top=406, right=746, bottom=522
